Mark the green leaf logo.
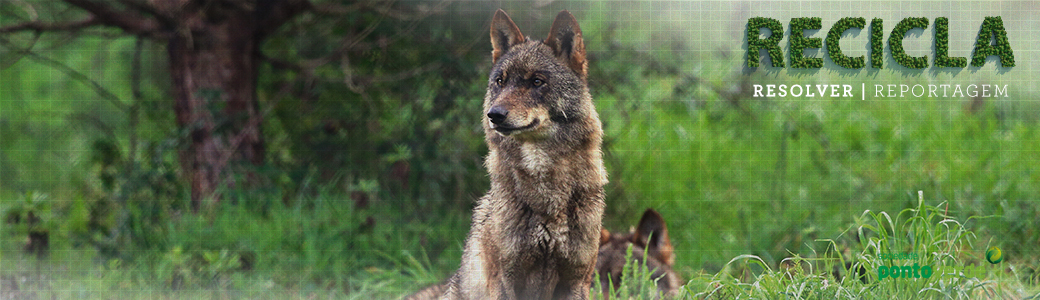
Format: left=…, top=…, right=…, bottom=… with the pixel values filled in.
left=986, top=246, right=1003, bottom=264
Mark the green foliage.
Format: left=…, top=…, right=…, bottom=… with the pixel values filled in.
left=789, top=17, right=823, bottom=69
left=82, top=136, right=184, bottom=256
left=2, top=192, right=54, bottom=245
left=259, top=1, right=497, bottom=209
left=3, top=192, right=51, bottom=230
left=890, top=17, right=930, bottom=69
left=746, top=17, right=785, bottom=67
left=971, top=16, right=1016, bottom=67
left=827, top=17, right=866, bottom=69
left=157, top=246, right=242, bottom=289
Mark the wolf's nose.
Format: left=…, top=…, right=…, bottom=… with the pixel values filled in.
left=487, top=106, right=508, bottom=124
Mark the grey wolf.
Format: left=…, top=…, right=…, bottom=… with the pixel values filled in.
left=596, top=209, right=683, bottom=299
left=439, top=9, right=607, bottom=300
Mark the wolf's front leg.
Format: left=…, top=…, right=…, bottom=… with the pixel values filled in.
left=554, top=278, right=592, bottom=300
left=551, top=265, right=594, bottom=300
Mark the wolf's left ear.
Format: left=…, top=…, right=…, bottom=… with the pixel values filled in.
left=633, top=209, right=675, bottom=266
left=545, top=10, right=587, bottom=78
left=491, top=9, right=525, bottom=64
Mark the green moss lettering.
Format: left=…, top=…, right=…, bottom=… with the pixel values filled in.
left=790, top=17, right=823, bottom=68
left=971, top=16, right=1015, bottom=67
left=871, top=18, right=883, bottom=69
left=890, top=17, right=929, bottom=69
left=934, top=17, right=967, bottom=68
left=827, top=17, right=866, bottom=69
left=747, top=17, right=784, bottom=67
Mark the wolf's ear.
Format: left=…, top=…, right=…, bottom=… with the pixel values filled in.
left=545, top=10, right=587, bottom=78
left=633, top=209, right=675, bottom=266
left=491, top=9, right=525, bottom=63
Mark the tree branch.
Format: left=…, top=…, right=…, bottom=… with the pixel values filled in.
left=309, top=0, right=449, bottom=20
left=62, top=0, right=161, bottom=36
left=116, top=0, right=176, bottom=27
left=256, top=0, right=313, bottom=38
left=0, top=17, right=98, bottom=34
left=0, top=36, right=127, bottom=111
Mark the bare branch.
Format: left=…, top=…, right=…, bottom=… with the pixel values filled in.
left=116, top=0, right=176, bottom=26
left=0, top=17, right=98, bottom=34
left=62, top=0, right=161, bottom=36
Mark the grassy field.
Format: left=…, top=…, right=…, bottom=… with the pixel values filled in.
left=2, top=190, right=1037, bottom=299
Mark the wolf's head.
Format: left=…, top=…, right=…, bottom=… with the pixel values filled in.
left=483, top=10, right=596, bottom=143
left=597, top=209, right=683, bottom=299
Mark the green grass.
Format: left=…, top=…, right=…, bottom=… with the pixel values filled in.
left=588, top=192, right=1037, bottom=299
left=1, top=191, right=470, bottom=299
left=5, top=192, right=1036, bottom=299
left=680, top=192, right=1034, bottom=299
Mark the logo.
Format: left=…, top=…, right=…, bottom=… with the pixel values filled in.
left=746, top=16, right=1016, bottom=69
left=876, top=246, right=1004, bottom=280
left=986, top=246, right=1003, bottom=264
left=878, top=263, right=932, bottom=280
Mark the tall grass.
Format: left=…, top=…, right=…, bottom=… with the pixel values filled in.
left=595, top=191, right=1036, bottom=300
left=0, top=188, right=470, bottom=299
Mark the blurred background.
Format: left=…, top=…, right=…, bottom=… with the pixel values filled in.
left=1, top=0, right=1038, bottom=298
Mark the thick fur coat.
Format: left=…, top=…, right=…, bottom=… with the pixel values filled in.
left=439, top=9, right=607, bottom=300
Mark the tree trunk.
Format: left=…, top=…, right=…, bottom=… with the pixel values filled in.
left=168, top=11, right=266, bottom=212
left=34, top=0, right=310, bottom=212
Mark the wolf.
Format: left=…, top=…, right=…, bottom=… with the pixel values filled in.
left=438, top=9, right=607, bottom=300
left=596, top=209, right=683, bottom=299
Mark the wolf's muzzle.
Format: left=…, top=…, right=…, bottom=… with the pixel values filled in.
left=487, top=106, right=508, bottom=125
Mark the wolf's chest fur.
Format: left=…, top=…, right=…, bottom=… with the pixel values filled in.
left=520, top=143, right=552, bottom=175
left=487, top=140, right=605, bottom=268
left=503, top=201, right=571, bottom=256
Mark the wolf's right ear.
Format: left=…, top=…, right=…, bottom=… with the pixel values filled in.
left=545, top=10, right=587, bottom=78
left=491, top=9, right=525, bottom=63
left=633, top=209, right=675, bottom=266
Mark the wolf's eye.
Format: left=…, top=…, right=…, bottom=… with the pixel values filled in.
left=532, top=78, right=544, bottom=87
left=495, top=76, right=504, bottom=86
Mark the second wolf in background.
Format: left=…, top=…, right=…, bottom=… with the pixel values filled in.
left=597, top=209, right=684, bottom=299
